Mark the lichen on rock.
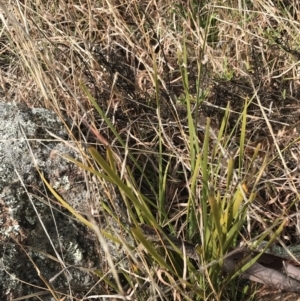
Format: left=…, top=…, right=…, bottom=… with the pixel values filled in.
left=0, top=103, right=132, bottom=300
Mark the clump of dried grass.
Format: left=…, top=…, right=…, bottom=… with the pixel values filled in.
left=1, top=0, right=300, bottom=300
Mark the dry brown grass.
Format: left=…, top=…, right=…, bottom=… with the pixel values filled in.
left=1, top=0, right=300, bottom=300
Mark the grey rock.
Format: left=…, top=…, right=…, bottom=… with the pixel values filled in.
left=0, top=103, right=132, bottom=300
